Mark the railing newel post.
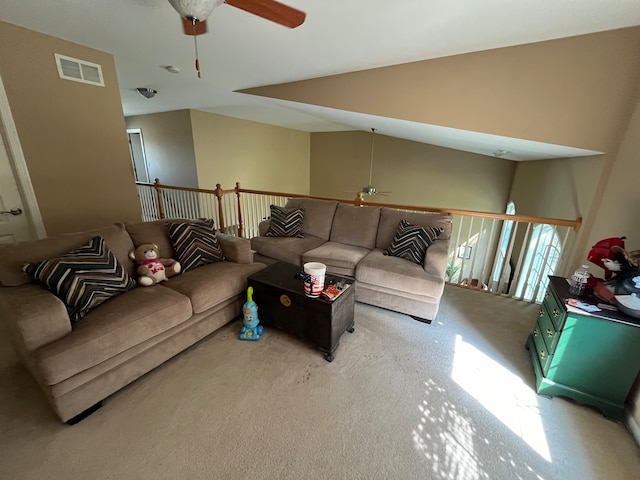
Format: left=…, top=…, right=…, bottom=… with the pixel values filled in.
left=153, top=178, right=165, bottom=220
left=214, top=183, right=225, bottom=233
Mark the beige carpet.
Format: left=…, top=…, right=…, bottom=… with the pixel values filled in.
left=1, top=286, right=639, bottom=479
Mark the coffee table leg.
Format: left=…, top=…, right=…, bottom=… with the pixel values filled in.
left=321, top=321, right=354, bottom=362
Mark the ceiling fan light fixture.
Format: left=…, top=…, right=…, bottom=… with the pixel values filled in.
left=167, top=0, right=223, bottom=21
left=136, top=87, right=158, bottom=99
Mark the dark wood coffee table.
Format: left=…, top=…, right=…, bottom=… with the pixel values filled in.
left=247, top=262, right=355, bottom=362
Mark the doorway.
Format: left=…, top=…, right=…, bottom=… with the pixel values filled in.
left=0, top=73, right=45, bottom=243
left=127, top=129, right=150, bottom=183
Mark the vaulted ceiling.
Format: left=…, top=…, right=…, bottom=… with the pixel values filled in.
left=2, top=0, right=640, bottom=159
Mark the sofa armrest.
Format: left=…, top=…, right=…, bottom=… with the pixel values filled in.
left=258, top=219, right=270, bottom=237
left=423, top=239, right=449, bottom=279
left=217, top=233, right=255, bottom=264
left=0, top=284, right=71, bottom=354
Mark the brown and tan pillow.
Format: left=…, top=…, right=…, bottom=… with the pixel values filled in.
left=167, top=219, right=225, bottom=272
left=266, top=205, right=305, bottom=238
left=22, top=236, right=137, bottom=322
left=384, top=219, right=443, bottom=265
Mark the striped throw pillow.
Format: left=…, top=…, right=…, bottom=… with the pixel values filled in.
left=266, top=205, right=305, bottom=238
left=167, top=218, right=225, bottom=272
left=384, top=219, right=443, bottom=265
left=22, top=236, right=137, bottom=322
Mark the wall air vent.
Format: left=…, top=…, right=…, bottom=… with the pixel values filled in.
left=54, top=53, right=105, bottom=87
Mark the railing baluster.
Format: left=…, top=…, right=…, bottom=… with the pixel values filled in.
left=497, top=221, right=519, bottom=296
left=478, top=218, right=495, bottom=287
left=520, top=223, right=543, bottom=300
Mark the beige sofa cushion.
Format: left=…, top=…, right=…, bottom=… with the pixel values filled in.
left=127, top=220, right=252, bottom=265
left=285, top=198, right=338, bottom=241
left=163, top=261, right=265, bottom=314
left=376, top=209, right=452, bottom=250
left=216, top=233, right=255, bottom=264
left=330, top=204, right=381, bottom=249
left=356, top=249, right=445, bottom=297
left=125, top=219, right=175, bottom=259
left=87, top=223, right=137, bottom=277
left=35, top=285, right=192, bottom=385
left=250, top=235, right=326, bottom=266
left=302, top=241, right=371, bottom=277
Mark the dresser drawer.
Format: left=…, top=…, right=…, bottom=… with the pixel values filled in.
left=532, top=320, right=552, bottom=375
left=538, top=304, right=560, bottom=353
left=543, top=287, right=566, bottom=330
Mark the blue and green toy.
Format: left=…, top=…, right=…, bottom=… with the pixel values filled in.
left=240, top=286, right=263, bottom=341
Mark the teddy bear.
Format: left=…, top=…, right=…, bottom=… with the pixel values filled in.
left=128, top=243, right=181, bottom=287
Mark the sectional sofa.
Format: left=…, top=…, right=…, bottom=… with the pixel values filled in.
left=0, top=219, right=265, bottom=423
left=250, top=198, right=452, bottom=322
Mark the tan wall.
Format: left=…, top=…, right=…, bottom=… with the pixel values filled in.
left=244, top=27, right=640, bottom=154
left=125, top=110, right=198, bottom=188
left=0, top=22, right=140, bottom=236
left=310, top=131, right=516, bottom=212
left=585, top=102, right=640, bottom=259
left=582, top=101, right=640, bottom=429
left=190, top=110, right=310, bottom=193
left=509, top=156, right=604, bottom=220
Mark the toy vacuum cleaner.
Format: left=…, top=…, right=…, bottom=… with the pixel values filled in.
left=240, top=286, right=263, bottom=341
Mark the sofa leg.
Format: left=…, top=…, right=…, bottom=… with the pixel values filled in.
left=66, top=401, right=103, bottom=425
left=410, top=315, right=432, bottom=325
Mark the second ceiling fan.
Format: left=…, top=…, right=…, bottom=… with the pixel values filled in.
left=358, top=128, right=392, bottom=197
left=167, top=0, right=306, bottom=77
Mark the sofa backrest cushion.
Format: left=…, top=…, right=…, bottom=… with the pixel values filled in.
left=88, top=223, right=136, bottom=277
left=376, top=208, right=452, bottom=250
left=330, top=204, right=381, bottom=249
left=285, top=198, right=338, bottom=241
left=125, top=219, right=175, bottom=259
left=0, top=223, right=134, bottom=287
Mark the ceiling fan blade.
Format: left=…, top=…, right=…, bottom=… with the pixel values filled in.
left=181, top=17, right=208, bottom=35
left=224, top=0, right=306, bottom=28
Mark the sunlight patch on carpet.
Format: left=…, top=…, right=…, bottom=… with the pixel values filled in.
left=451, top=334, right=551, bottom=463
left=413, top=378, right=485, bottom=480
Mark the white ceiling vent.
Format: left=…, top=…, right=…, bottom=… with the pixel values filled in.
left=54, top=53, right=104, bottom=87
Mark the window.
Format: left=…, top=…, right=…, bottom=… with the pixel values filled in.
left=515, top=224, right=562, bottom=302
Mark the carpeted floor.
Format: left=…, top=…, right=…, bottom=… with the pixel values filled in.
left=1, top=286, right=639, bottom=479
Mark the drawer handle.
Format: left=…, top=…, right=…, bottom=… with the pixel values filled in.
left=533, top=328, right=539, bottom=337
left=552, top=308, right=560, bottom=317
left=546, top=329, right=554, bottom=338
left=539, top=309, right=544, bottom=317
left=545, top=290, right=551, bottom=298
left=539, top=350, right=546, bottom=359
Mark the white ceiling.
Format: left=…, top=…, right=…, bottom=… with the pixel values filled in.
left=2, top=0, right=640, bottom=160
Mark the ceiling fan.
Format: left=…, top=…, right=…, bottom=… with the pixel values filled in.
left=167, top=0, right=306, bottom=78
left=348, top=128, right=392, bottom=197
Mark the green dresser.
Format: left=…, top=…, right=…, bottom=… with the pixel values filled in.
left=526, top=276, right=640, bottom=419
